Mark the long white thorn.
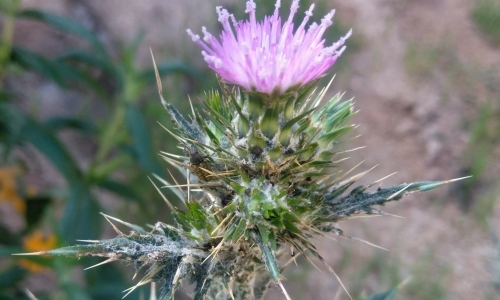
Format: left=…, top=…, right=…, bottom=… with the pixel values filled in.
left=153, top=173, right=185, bottom=203
left=167, top=169, right=187, bottom=199
left=188, top=95, right=196, bottom=119
left=149, top=282, right=157, bottom=300
left=148, top=176, right=174, bottom=210
left=187, top=169, right=191, bottom=202
left=150, top=48, right=163, bottom=96
left=322, top=262, right=352, bottom=300
left=84, top=256, right=118, bottom=270
left=278, top=281, right=292, bottom=300
left=23, top=289, right=38, bottom=300
left=122, top=279, right=151, bottom=299
left=101, top=213, right=125, bottom=236
left=374, top=172, right=398, bottom=184
left=387, top=184, right=411, bottom=200
left=345, top=236, right=388, bottom=251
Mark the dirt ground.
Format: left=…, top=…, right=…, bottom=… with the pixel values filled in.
left=13, top=0, right=500, bottom=299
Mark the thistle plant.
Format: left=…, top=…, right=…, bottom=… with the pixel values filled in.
left=18, top=1, right=466, bottom=299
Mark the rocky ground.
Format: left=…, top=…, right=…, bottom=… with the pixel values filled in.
left=11, top=0, right=500, bottom=299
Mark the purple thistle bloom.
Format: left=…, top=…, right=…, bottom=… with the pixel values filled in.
left=187, top=0, right=351, bottom=95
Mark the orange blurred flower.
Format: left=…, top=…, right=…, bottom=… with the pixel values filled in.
left=19, top=230, right=57, bottom=273
left=0, top=166, right=26, bottom=214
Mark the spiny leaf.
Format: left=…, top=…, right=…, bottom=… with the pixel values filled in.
left=326, top=178, right=470, bottom=219
left=163, top=102, right=204, bottom=143
left=253, top=230, right=280, bottom=281
left=316, top=125, right=354, bottom=147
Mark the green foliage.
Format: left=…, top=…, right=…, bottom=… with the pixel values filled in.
left=361, top=288, right=397, bottom=300
left=405, top=251, right=450, bottom=300
left=455, top=97, right=500, bottom=228
left=472, top=0, right=500, bottom=47
left=404, top=42, right=442, bottom=79
left=0, top=4, right=201, bottom=299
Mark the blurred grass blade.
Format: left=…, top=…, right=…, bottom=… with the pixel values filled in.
left=363, top=288, right=397, bottom=300
left=21, top=117, right=82, bottom=182
left=61, top=184, right=101, bottom=242
left=56, top=49, right=116, bottom=76
left=61, top=283, right=92, bottom=300
left=45, top=117, right=97, bottom=134
left=139, top=61, right=203, bottom=85
left=11, top=47, right=108, bottom=98
left=25, top=196, right=52, bottom=232
left=122, top=31, right=145, bottom=70
left=54, top=60, right=110, bottom=99
left=18, top=9, right=108, bottom=58
left=11, top=46, right=66, bottom=86
left=125, top=103, right=164, bottom=176
left=0, top=267, right=27, bottom=289
left=19, top=112, right=101, bottom=242
left=95, top=178, right=139, bottom=202
left=0, top=89, right=15, bottom=102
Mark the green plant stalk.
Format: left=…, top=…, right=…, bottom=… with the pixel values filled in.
left=88, top=67, right=143, bottom=177
left=0, top=0, right=19, bottom=84
left=89, top=153, right=133, bottom=181
left=90, top=103, right=126, bottom=172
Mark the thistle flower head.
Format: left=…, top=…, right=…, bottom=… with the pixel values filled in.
left=187, top=0, right=352, bottom=95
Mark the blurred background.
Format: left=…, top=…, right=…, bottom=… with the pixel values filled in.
left=0, top=0, right=499, bottom=299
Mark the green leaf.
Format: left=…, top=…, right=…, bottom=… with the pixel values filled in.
left=95, top=178, right=139, bottom=202
left=231, top=218, right=247, bottom=242
left=283, top=220, right=301, bottom=234
left=0, top=266, right=26, bottom=289
left=0, top=89, right=15, bottom=102
left=261, top=106, right=279, bottom=139
left=0, top=225, right=13, bottom=245
left=61, top=181, right=101, bottom=242
left=54, top=60, right=110, bottom=99
left=61, top=282, right=93, bottom=300
left=125, top=103, right=164, bottom=176
left=19, top=114, right=100, bottom=242
left=253, top=230, right=280, bottom=281
left=257, top=225, right=270, bottom=245
left=326, top=179, right=469, bottom=219
left=87, top=260, right=129, bottom=300
left=11, top=47, right=108, bottom=98
left=56, top=49, right=116, bottom=76
left=19, top=116, right=81, bottom=183
left=45, top=117, right=97, bottom=134
left=11, top=46, right=65, bottom=86
left=220, top=201, right=237, bottom=215
left=164, top=102, right=204, bottom=143
left=24, top=195, right=52, bottom=232
left=279, top=107, right=316, bottom=146
left=316, top=126, right=354, bottom=147
left=18, top=9, right=108, bottom=58
left=362, top=288, right=397, bottom=300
